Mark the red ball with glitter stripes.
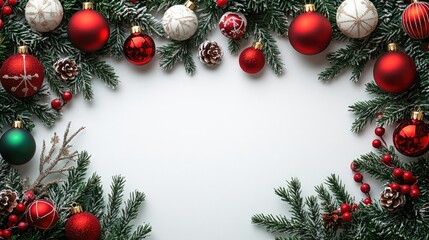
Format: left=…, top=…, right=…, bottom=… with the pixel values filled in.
left=402, top=1, right=429, bottom=39
left=25, top=199, right=58, bottom=230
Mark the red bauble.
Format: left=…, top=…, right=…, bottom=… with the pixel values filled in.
left=373, top=44, right=416, bottom=93
left=68, top=3, right=110, bottom=52
left=239, top=41, right=265, bottom=74
left=26, top=199, right=58, bottom=230
left=288, top=4, right=332, bottom=55
left=219, top=12, right=247, bottom=39
left=402, top=1, right=429, bottom=39
left=393, top=111, right=429, bottom=157
left=124, top=26, right=156, bottom=65
left=0, top=46, right=44, bottom=98
left=65, top=205, right=101, bottom=240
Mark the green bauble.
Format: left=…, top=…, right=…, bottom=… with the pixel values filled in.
left=0, top=126, right=36, bottom=165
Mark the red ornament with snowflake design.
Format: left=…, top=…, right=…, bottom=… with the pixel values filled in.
left=0, top=45, right=44, bottom=98
left=219, top=12, right=247, bottom=39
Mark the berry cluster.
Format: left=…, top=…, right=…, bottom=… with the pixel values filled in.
left=51, top=91, right=73, bottom=111
left=0, top=0, right=17, bottom=29
left=339, top=203, right=358, bottom=222
left=390, top=168, right=420, bottom=198
left=0, top=202, right=29, bottom=239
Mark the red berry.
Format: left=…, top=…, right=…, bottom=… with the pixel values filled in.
left=61, top=91, right=73, bottom=102
left=3, top=6, right=11, bottom=15
left=217, top=0, right=228, bottom=8
left=342, top=212, right=352, bottom=222
left=0, top=19, right=4, bottom=29
left=363, top=197, right=372, bottom=205
left=382, top=154, right=392, bottom=164
left=17, top=222, right=28, bottom=232
left=400, top=185, right=411, bottom=195
left=374, top=126, right=385, bottom=136
left=15, top=203, right=26, bottom=214
left=410, top=188, right=420, bottom=198
left=350, top=161, right=358, bottom=172
left=354, top=173, right=363, bottom=182
left=360, top=183, right=370, bottom=193
left=402, top=171, right=414, bottom=183
left=2, top=229, right=11, bottom=239
left=411, top=184, right=419, bottom=190
left=129, top=0, right=137, bottom=3
left=7, top=0, right=17, bottom=6
left=8, top=214, right=18, bottom=224
left=351, top=203, right=358, bottom=211
left=389, top=182, right=401, bottom=192
left=393, top=168, right=404, bottom=178
left=51, top=98, right=62, bottom=110
left=0, top=230, right=3, bottom=237
left=372, top=139, right=382, bottom=148
left=0, top=1, right=4, bottom=6
left=340, top=203, right=351, bottom=213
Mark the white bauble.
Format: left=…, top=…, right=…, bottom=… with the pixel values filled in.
left=336, top=0, right=378, bottom=38
left=162, top=4, right=198, bottom=41
left=25, top=0, right=64, bottom=33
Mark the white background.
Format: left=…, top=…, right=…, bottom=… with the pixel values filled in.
left=18, top=33, right=383, bottom=239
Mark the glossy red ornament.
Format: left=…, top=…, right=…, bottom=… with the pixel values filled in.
left=373, top=43, right=416, bottom=93
left=124, top=26, right=156, bottom=65
left=288, top=4, right=332, bottom=55
left=65, top=205, right=101, bottom=240
left=0, top=45, right=44, bottom=98
left=360, top=183, right=371, bottom=193
left=68, top=2, right=110, bottom=52
left=219, top=12, right=247, bottom=39
left=393, top=111, right=429, bottom=157
left=342, top=212, right=352, bottom=222
left=26, top=199, right=58, bottom=230
left=402, top=1, right=429, bottom=39
left=239, top=41, right=265, bottom=74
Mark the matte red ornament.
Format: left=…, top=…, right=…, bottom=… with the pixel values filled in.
left=393, top=111, right=429, bottom=157
left=219, top=12, right=247, bottom=39
left=26, top=199, right=58, bottom=230
left=124, top=26, right=156, bottom=65
left=402, top=1, right=429, bottom=39
left=65, top=205, right=101, bottom=240
left=373, top=43, right=416, bottom=93
left=0, top=45, right=44, bottom=98
left=239, top=40, right=265, bottom=74
left=68, top=2, right=110, bottom=52
left=288, top=4, right=332, bottom=55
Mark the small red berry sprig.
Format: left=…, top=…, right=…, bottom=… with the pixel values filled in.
left=339, top=202, right=358, bottom=222
left=0, top=0, right=17, bottom=29
left=51, top=91, right=73, bottom=111
left=0, top=202, right=29, bottom=239
left=350, top=162, right=372, bottom=205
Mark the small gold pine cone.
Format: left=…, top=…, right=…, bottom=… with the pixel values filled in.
left=54, top=58, right=78, bottom=82
left=0, top=189, right=18, bottom=215
left=198, top=41, right=223, bottom=66
left=380, top=186, right=406, bottom=212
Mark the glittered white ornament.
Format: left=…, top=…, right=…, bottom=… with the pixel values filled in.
left=336, top=0, right=378, bottom=38
left=162, top=1, right=198, bottom=41
left=25, top=0, right=64, bottom=33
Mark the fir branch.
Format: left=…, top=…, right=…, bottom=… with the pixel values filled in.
left=324, top=174, right=353, bottom=205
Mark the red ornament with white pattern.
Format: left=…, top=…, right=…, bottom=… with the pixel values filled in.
left=402, top=1, right=429, bottom=39
left=0, top=45, right=44, bottom=98
left=26, top=199, right=59, bottom=230
left=219, top=12, right=247, bottom=39
left=393, top=111, right=429, bottom=157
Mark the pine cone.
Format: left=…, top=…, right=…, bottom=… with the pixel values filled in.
left=322, top=210, right=341, bottom=230
left=380, top=186, right=406, bottom=212
left=198, top=41, right=223, bottom=66
left=0, top=190, right=18, bottom=215
left=54, top=58, right=78, bottom=81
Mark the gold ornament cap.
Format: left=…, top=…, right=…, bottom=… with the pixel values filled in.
left=82, top=2, right=94, bottom=10
left=387, top=43, right=398, bottom=52
left=131, top=26, right=142, bottom=34
left=304, top=4, right=316, bottom=12
left=70, top=203, right=84, bottom=215
left=17, top=45, right=29, bottom=54
left=411, top=111, right=424, bottom=121
left=13, top=120, right=23, bottom=129
left=252, top=39, right=263, bottom=50
left=184, top=0, right=196, bottom=10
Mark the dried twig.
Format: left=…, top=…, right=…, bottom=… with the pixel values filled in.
left=27, top=122, right=85, bottom=196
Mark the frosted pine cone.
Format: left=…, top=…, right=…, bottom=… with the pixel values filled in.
left=54, top=58, right=78, bottom=81
left=380, top=187, right=406, bottom=212
left=198, top=41, right=223, bottom=66
left=0, top=189, right=18, bottom=215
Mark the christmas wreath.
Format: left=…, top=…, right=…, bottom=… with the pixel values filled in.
left=0, top=0, right=428, bottom=239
